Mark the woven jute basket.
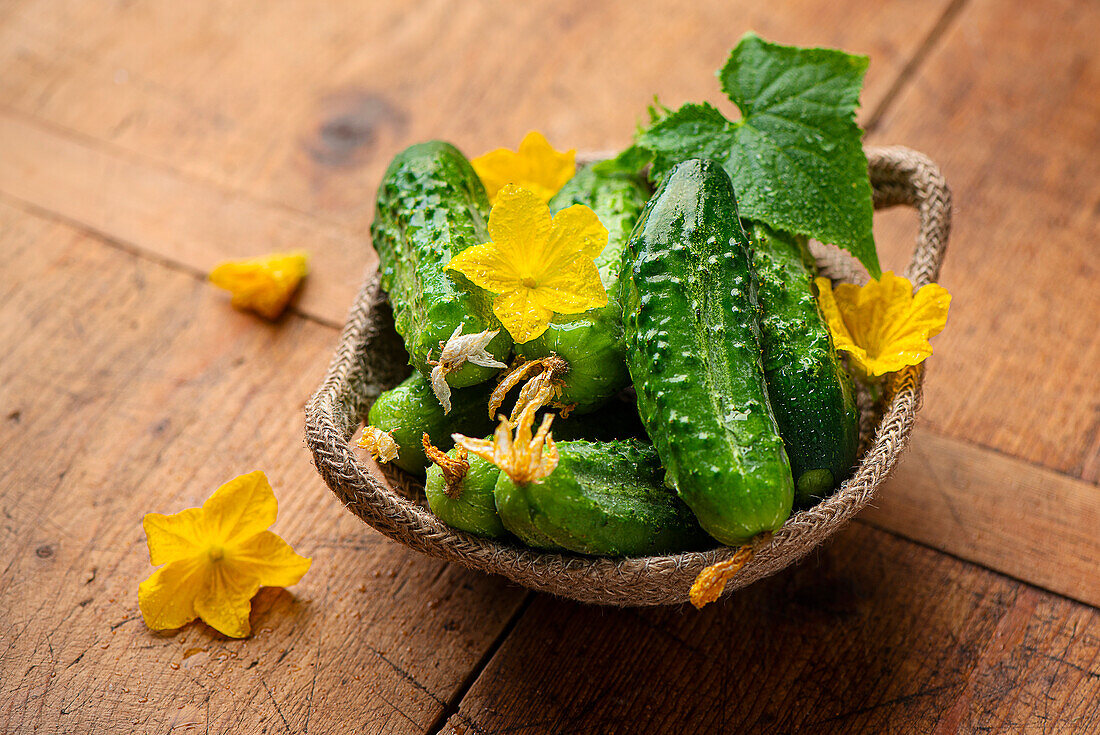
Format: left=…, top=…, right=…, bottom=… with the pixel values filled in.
left=305, top=146, right=951, bottom=606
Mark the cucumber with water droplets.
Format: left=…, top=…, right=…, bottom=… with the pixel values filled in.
left=371, top=141, right=512, bottom=387
left=620, top=158, right=794, bottom=546
left=748, top=222, right=859, bottom=504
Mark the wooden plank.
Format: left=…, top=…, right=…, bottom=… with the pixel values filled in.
left=0, top=201, right=528, bottom=734
left=0, top=110, right=370, bottom=328
left=0, top=0, right=954, bottom=326
left=0, top=0, right=952, bottom=227
left=868, top=427, right=1100, bottom=609
left=440, top=523, right=1100, bottom=734
left=865, top=0, right=1100, bottom=479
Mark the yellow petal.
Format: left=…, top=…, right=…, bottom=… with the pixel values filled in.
left=472, top=131, right=575, bottom=205
left=492, top=290, right=553, bottom=344
left=143, top=508, right=206, bottom=566
left=230, top=530, right=312, bottom=588
left=470, top=148, right=516, bottom=203
left=208, top=251, right=309, bottom=320
left=487, top=185, right=552, bottom=269
left=138, top=557, right=206, bottom=631
left=194, top=563, right=262, bottom=638
left=816, top=274, right=950, bottom=377
left=201, top=471, right=278, bottom=547
left=546, top=204, right=608, bottom=262
left=516, top=131, right=576, bottom=204
left=447, top=242, right=525, bottom=294
left=531, top=256, right=608, bottom=314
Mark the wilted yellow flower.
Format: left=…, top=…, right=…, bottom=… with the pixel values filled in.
left=358, top=426, right=400, bottom=463
left=452, top=404, right=558, bottom=485
left=472, top=131, right=575, bottom=205
left=426, top=326, right=508, bottom=413
left=138, top=471, right=311, bottom=638
left=447, top=185, right=608, bottom=343
left=815, top=272, right=951, bottom=378
left=689, top=546, right=754, bottom=609
left=209, top=251, right=309, bottom=319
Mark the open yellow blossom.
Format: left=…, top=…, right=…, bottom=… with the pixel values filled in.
left=209, top=251, right=309, bottom=319
left=447, top=185, right=608, bottom=343
left=452, top=403, right=558, bottom=485
left=815, top=272, right=951, bottom=378
left=138, top=471, right=311, bottom=638
left=472, top=131, right=575, bottom=205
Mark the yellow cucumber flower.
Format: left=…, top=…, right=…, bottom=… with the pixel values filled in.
left=452, top=403, right=558, bottom=485
left=138, top=471, right=311, bottom=638
left=472, top=131, right=575, bottom=205
left=815, top=272, right=951, bottom=378
left=447, top=185, right=608, bottom=343
left=209, top=251, right=309, bottom=319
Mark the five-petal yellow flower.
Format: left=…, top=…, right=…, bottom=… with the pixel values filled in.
left=447, top=185, right=609, bottom=343
left=815, top=272, right=951, bottom=378
left=138, top=471, right=311, bottom=638
left=209, top=251, right=309, bottom=320
left=472, top=131, right=575, bottom=205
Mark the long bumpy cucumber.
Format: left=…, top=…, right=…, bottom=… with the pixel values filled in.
left=494, top=440, right=708, bottom=556
left=367, top=372, right=494, bottom=475
left=621, top=158, right=793, bottom=545
left=371, top=141, right=512, bottom=387
left=513, top=166, right=651, bottom=413
left=749, top=223, right=859, bottom=504
left=426, top=454, right=505, bottom=538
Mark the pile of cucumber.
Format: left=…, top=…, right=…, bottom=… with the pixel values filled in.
left=365, top=140, right=859, bottom=556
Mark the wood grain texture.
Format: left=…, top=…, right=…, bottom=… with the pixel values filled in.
left=866, top=0, right=1100, bottom=480
left=0, top=202, right=528, bottom=734
left=0, top=0, right=955, bottom=326
left=440, top=523, right=1100, bottom=735
left=870, top=427, right=1100, bottom=609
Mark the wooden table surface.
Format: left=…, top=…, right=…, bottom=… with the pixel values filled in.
left=1, top=1, right=1098, bottom=732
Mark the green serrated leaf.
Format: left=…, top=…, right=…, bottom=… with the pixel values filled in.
left=635, top=102, right=737, bottom=183
left=591, top=144, right=653, bottom=177
left=719, top=33, right=879, bottom=275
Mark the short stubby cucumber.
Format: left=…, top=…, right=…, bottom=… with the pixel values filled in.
left=514, top=166, right=651, bottom=413
left=748, top=223, right=859, bottom=504
left=367, top=371, right=494, bottom=475
left=620, top=158, right=794, bottom=546
left=493, top=439, right=708, bottom=556
left=426, top=452, right=505, bottom=538
left=371, top=141, right=512, bottom=387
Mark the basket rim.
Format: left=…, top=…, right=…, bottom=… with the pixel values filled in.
left=304, top=145, right=952, bottom=606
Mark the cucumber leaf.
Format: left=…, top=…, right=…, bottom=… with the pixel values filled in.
left=720, top=33, right=878, bottom=276
left=620, top=33, right=880, bottom=276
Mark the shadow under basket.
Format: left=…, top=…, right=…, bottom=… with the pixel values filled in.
left=305, top=146, right=952, bottom=606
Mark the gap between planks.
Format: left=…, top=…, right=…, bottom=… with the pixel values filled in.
left=1, top=97, right=1097, bottom=614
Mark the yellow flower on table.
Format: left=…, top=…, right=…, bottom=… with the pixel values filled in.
left=209, top=251, right=309, bottom=320
left=447, top=184, right=608, bottom=344
left=472, top=131, right=575, bottom=205
left=815, top=271, right=951, bottom=378
left=138, top=471, right=311, bottom=638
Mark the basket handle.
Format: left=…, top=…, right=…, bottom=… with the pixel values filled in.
left=866, top=146, right=952, bottom=288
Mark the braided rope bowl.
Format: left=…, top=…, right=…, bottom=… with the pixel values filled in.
left=305, top=146, right=951, bottom=606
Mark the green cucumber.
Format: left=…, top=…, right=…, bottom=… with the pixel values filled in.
left=513, top=166, right=651, bottom=413
left=367, top=371, right=494, bottom=475
left=425, top=453, right=505, bottom=538
left=372, top=141, right=512, bottom=387
left=749, top=223, right=859, bottom=504
left=620, top=158, right=794, bottom=545
left=493, top=439, right=707, bottom=556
